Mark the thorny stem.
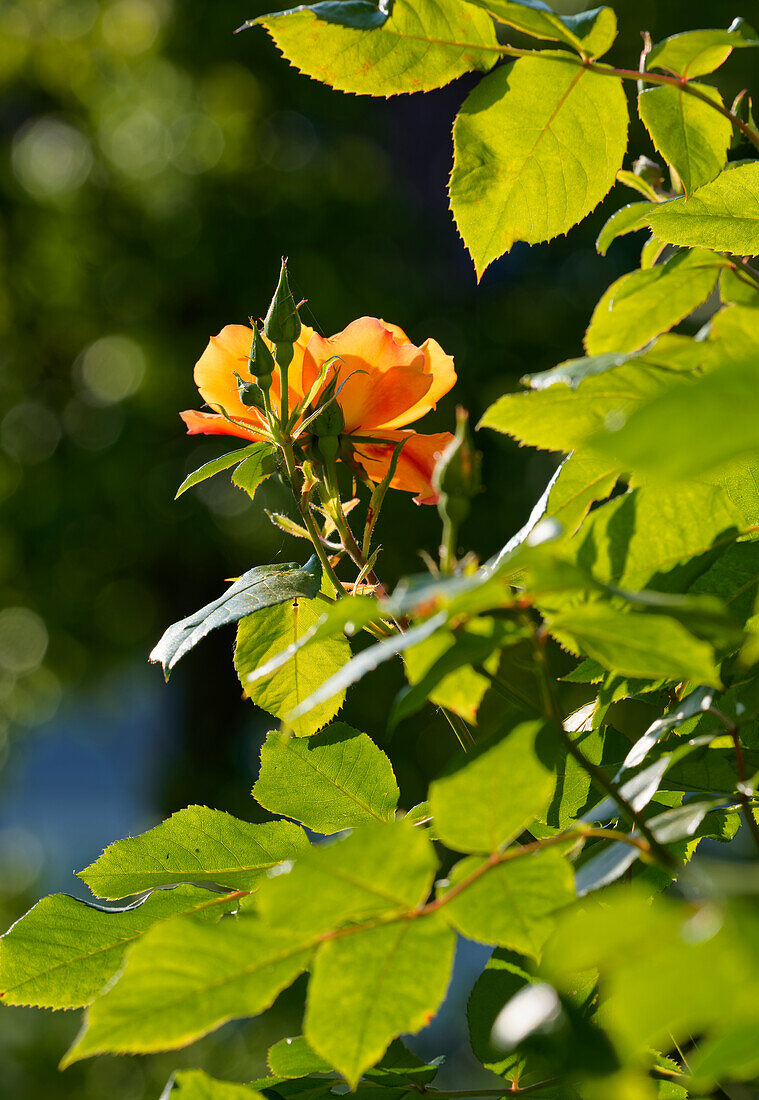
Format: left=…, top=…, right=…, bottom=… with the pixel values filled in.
left=706, top=705, right=759, bottom=856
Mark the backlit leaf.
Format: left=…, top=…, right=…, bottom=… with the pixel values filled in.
left=596, top=201, right=654, bottom=255
left=467, top=1, right=617, bottom=58
left=646, top=163, right=759, bottom=254
left=255, top=822, right=437, bottom=935
left=450, top=54, right=628, bottom=277
left=235, top=595, right=351, bottom=737
left=646, top=20, right=759, bottom=79
left=638, top=84, right=731, bottom=194
left=253, top=723, right=398, bottom=833
left=429, top=720, right=555, bottom=853
left=584, top=249, right=723, bottom=355
left=79, top=806, right=308, bottom=899
left=175, top=443, right=267, bottom=499
left=249, top=0, right=499, bottom=97
left=63, top=916, right=313, bottom=1063
left=305, top=911, right=455, bottom=1086
left=166, top=1070, right=264, bottom=1098
left=0, top=887, right=236, bottom=1010
left=440, top=848, right=575, bottom=956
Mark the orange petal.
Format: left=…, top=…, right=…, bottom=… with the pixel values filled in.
left=179, top=409, right=267, bottom=441
left=387, top=337, right=457, bottom=430
left=351, top=430, right=454, bottom=505
left=194, top=323, right=314, bottom=421
left=302, top=318, right=429, bottom=433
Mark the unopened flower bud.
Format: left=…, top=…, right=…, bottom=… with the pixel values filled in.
left=263, top=259, right=301, bottom=344
left=632, top=155, right=664, bottom=189
left=248, top=324, right=276, bottom=379
left=234, top=372, right=268, bottom=412
left=433, top=406, right=481, bottom=504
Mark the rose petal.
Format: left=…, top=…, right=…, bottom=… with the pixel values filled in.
left=351, top=430, right=455, bottom=505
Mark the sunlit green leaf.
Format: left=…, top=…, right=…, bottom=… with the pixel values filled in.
left=429, top=720, right=555, bottom=854
left=305, top=912, right=455, bottom=1087
left=440, top=848, right=575, bottom=956
left=596, top=202, right=655, bottom=256
left=78, top=806, right=307, bottom=899
left=466, top=1, right=617, bottom=58
left=167, top=1070, right=264, bottom=1098
left=253, top=723, right=398, bottom=833
left=249, top=0, right=498, bottom=97
left=175, top=443, right=266, bottom=499
left=646, top=163, right=759, bottom=254
left=584, top=249, right=723, bottom=355
left=0, top=887, right=236, bottom=1010
left=646, top=20, right=759, bottom=79
left=236, top=594, right=350, bottom=737
left=638, top=85, right=731, bottom=194
left=255, top=822, right=437, bottom=935
left=450, top=54, right=627, bottom=277
left=63, top=916, right=313, bottom=1063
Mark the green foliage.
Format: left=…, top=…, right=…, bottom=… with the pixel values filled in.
left=151, top=558, right=322, bottom=679
left=429, top=721, right=554, bottom=853
left=638, top=85, right=732, bottom=194
left=9, top=3, right=759, bottom=1099
left=78, top=805, right=308, bottom=898
left=63, top=917, right=314, bottom=1064
left=304, top=913, right=455, bottom=1087
left=450, top=54, right=628, bottom=276
left=175, top=443, right=271, bottom=499
left=646, top=163, right=759, bottom=252
left=584, top=249, right=723, bottom=355
left=250, top=0, right=498, bottom=96
left=235, top=594, right=350, bottom=737
left=253, top=724, right=399, bottom=832
left=440, top=848, right=575, bottom=956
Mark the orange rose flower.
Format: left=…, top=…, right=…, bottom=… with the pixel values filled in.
left=180, top=317, right=456, bottom=504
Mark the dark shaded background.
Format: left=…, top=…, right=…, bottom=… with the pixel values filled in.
left=1, top=0, right=757, bottom=1094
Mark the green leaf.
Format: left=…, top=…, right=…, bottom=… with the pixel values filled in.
left=543, top=604, right=721, bottom=685
left=175, top=443, right=266, bottom=499
left=596, top=201, right=655, bottom=255
left=286, top=612, right=449, bottom=724
left=588, top=356, right=759, bottom=481
left=235, top=594, right=351, bottom=737
left=167, top=1070, right=264, bottom=1098
left=638, top=85, right=731, bottom=194
left=646, top=163, right=759, bottom=254
left=363, top=1039, right=441, bottom=1087
left=249, top=0, right=498, bottom=97
left=395, top=617, right=514, bottom=727
left=255, top=822, right=437, bottom=936
left=542, top=452, right=620, bottom=538
left=688, top=1024, right=759, bottom=1089
left=440, top=848, right=575, bottom=957
left=450, top=54, right=628, bottom=278
left=231, top=444, right=278, bottom=500
left=468, top=949, right=532, bottom=1079
left=616, top=168, right=662, bottom=202
left=304, top=912, right=456, bottom=1087
left=467, top=1, right=617, bottom=58
left=253, top=724, right=398, bottom=833
left=0, top=886, right=236, bottom=1010
left=78, top=806, right=308, bottom=899
left=572, top=481, right=749, bottom=590
left=480, top=352, right=685, bottom=453
left=267, top=1036, right=331, bottom=1078
left=150, top=556, right=322, bottom=679
left=584, top=249, right=723, bottom=356
left=646, top=20, right=759, bottom=79
left=429, top=720, right=555, bottom=853
left=62, top=916, right=313, bottom=1064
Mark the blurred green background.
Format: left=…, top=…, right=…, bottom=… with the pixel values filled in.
left=1, top=0, right=757, bottom=1095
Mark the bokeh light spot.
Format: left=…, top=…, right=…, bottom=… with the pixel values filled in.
left=12, top=117, right=93, bottom=198
left=0, top=608, right=49, bottom=675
